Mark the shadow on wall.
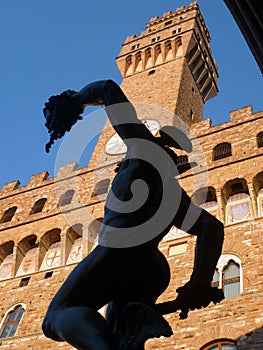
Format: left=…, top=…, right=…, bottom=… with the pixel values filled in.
left=237, top=326, right=263, bottom=349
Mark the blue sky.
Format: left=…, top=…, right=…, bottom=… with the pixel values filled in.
left=1, top=0, right=262, bottom=189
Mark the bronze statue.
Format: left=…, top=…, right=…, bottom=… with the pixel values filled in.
left=42, top=80, right=224, bottom=350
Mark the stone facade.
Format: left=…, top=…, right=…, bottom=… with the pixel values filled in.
left=0, top=2, right=262, bottom=349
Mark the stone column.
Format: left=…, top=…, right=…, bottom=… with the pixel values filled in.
left=60, top=230, right=67, bottom=266
left=216, top=190, right=225, bottom=224
left=248, top=182, right=258, bottom=219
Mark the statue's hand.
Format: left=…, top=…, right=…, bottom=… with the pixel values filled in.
left=175, top=280, right=224, bottom=319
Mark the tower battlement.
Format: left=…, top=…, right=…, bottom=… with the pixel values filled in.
left=124, top=2, right=210, bottom=45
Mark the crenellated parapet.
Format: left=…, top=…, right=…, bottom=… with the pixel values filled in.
left=123, top=2, right=210, bottom=44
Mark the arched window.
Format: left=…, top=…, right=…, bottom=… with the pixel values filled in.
left=88, top=218, right=103, bottom=249
left=0, top=241, right=14, bottom=280
left=67, top=237, right=83, bottom=264
left=0, top=207, right=17, bottom=223
left=92, top=179, right=110, bottom=198
left=176, top=155, right=191, bottom=173
left=223, top=261, right=241, bottom=299
left=59, top=190, right=74, bottom=206
left=0, top=304, right=25, bottom=338
left=226, top=193, right=252, bottom=224
left=193, top=187, right=218, bottom=217
left=201, top=339, right=237, bottom=349
left=200, top=201, right=218, bottom=217
left=30, top=198, right=47, bottom=214
left=40, top=241, right=61, bottom=270
left=211, top=254, right=242, bottom=299
left=66, top=224, right=84, bottom=265
left=40, top=229, right=61, bottom=271
left=256, top=131, right=263, bottom=148
left=213, top=142, right=232, bottom=161
left=16, top=235, right=38, bottom=276
left=16, top=247, right=38, bottom=276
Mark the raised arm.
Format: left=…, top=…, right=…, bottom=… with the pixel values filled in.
left=76, top=79, right=155, bottom=142
left=43, top=79, right=154, bottom=152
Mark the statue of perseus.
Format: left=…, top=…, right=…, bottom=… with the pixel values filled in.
left=42, top=80, right=224, bottom=350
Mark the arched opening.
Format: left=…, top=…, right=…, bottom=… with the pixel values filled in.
left=59, top=190, right=74, bottom=206
left=223, top=179, right=251, bottom=224
left=88, top=218, right=103, bottom=250
left=40, top=229, right=61, bottom=271
left=0, top=304, right=25, bottom=338
left=212, top=254, right=242, bottom=298
left=30, top=198, right=47, bottom=214
left=192, top=187, right=218, bottom=217
left=66, top=224, right=84, bottom=264
left=256, top=131, right=263, bottom=148
left=0, top=241, right=14, bottom=280
left=16, top=235, right=38, bottom=276
left=213, top=142, right=232, bottom=161
left=91, top=179, right=110, bottom=198
left=0, top=207, right=17, bottom=223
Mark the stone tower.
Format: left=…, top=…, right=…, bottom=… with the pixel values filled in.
left=88, top=1, right=218, bottom=172
left=116, top=1, right=218, bottom=124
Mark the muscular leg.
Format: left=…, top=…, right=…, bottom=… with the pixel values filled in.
left=43, top=306, right=117, bottom=350
left=42, top=245, right=124, bottom=349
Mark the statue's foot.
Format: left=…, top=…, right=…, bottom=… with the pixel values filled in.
left=119, top=302, right=173, bottom=350
left=175, top=282, right=224, bottom=319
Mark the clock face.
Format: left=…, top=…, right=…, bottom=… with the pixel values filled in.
left=105, top=119, right=160, bottom=155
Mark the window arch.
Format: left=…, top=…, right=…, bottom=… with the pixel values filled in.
left=213, top=142, right=232, bottom=161
left=0, top=206, right=17, bottom=223
left=212, top=254, right=242, bottom=299
left=59, top=190, right=74, bottom=206
left=40, top=229, right=61, bottom=271
left=30, top=198, right=47, bottom=214
left=256, top=131, right=263, bottom=148
left=192, top=187, right=218, bottom=217
left=0, top=241, right=14, bottom=280
left=66, top=224, right=84, bottom=265
left=0, top=304, right=25, bottom=338
left=16, top=235, right=38, bottom=276
left=226, top=193, right=252, bottom=224
left=92, top=179, right=110, bottom=198
left=88, top=218, right=103, bottom=249
left=201, top=339, right=237, bottom=349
